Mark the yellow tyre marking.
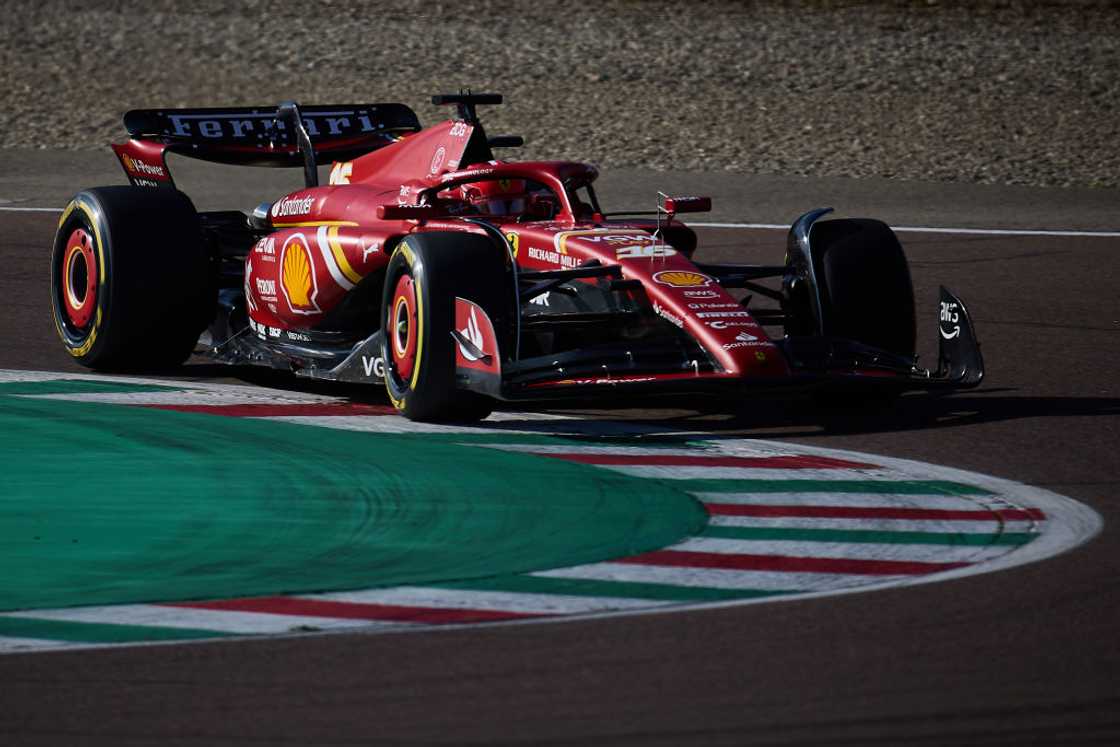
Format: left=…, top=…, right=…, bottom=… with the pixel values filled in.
left=387, top=387, right=405, bottom=410
left=404, top=241, right=424, bottom=391
left=384, top=240, right=422, bottom=410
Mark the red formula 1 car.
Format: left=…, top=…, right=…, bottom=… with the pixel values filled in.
left=50, top=93, right=983, bottom=421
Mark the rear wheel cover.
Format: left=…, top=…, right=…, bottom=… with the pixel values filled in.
left=60, top=228, right=98, bottom=330
left=390, top=274, right=419, bottom=382
left=51, top=200, right=107, bottom=359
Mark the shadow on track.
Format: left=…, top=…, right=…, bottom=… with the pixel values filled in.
left=665, top=390, right=1120, bottom=438
left=162, top=361, right=1120, bottom=441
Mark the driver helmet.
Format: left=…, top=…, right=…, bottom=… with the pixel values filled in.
left=460, top=177, right=527, bottom=216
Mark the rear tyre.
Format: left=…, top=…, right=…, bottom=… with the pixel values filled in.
left=50, top=187, right=212, bottom=369
left=812, top=218, right=916, bottom=357
left=381, top=232, right=510, bottom=422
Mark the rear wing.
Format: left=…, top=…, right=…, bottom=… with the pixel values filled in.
left=112, top=101, right=421, bottom=189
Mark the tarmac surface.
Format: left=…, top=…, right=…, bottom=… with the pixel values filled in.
left=0, top=162, right=1118, bottom=744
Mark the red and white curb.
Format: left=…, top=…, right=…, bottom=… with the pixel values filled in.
left=0, top=371, right=1102, bottom=654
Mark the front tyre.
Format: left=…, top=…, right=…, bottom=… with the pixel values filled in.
left=50, top=187, right=211, bottom=369
left=381, top=232, right=509, bottom=422
left=813, top=218, right=916, bottom=357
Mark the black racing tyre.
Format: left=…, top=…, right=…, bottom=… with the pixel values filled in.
left=812, top=218, right=916, bottom=357
left=50, top=186, right=212, bottom=369
left=380, top=232, right=511, bottom=422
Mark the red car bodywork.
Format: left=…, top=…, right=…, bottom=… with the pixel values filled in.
left=101, top=96, right=982, bottom=404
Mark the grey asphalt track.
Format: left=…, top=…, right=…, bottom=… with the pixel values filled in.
left=1, top=159, right=1118, bottom=746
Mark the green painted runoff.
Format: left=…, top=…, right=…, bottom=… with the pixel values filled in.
left=0, top=380, right=706, bottom=611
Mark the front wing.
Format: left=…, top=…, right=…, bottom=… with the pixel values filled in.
left=200, top=285, right=981, bottom=403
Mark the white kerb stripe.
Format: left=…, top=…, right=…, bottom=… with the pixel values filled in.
left=0, top=636, right=72, bottom=651
left=696, top=491, right=990, bottom=510
left=672, top=536, right=1011, bottom=564
left=305, top=586, right=667, bottom=614
left=0, top=370, right=348, bottom=401
left=533, top=563, right=911, bottom=592
left=707, top=515, right=1038, bottom=534
left=20, top=390, right=343, bottom=407
left=265, top=412, right=573, bottom=434
left=1, top=606, right=401, bottom=634
left=481, top=443, right=788, bottom=458
left=581, top=465, right=894, bottom=481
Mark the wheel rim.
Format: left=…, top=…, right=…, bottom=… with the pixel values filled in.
left=390, top=274, right=418, bottom=382
left=60, top=228, right=97, bottom=329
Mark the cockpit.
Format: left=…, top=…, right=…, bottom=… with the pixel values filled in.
left=433, top=173, right=602, bottom=223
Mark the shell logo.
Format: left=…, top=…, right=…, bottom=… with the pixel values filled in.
left=280, top=235, right=320, bottom=314
left=653, top=270, right=714, bottom=288
left=121, top=154, right=135, bottom=172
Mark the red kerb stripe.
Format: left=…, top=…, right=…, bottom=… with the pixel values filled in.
left=704, top=504, right=1047, bottom=522
left=541, top=453, right=878, bottom=469
left=619, top=550, right=969, bottom=576
left=142, top=403, right=397, bottom=417
left=164, top=596, right=546, bottom=624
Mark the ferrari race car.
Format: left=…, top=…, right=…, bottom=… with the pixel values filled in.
left=50, top=93, right=983, bottom=422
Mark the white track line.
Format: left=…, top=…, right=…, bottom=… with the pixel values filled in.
left=2, top=204, right=1115, bottom=236
left=689, top=221, right=1120, bottom=237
